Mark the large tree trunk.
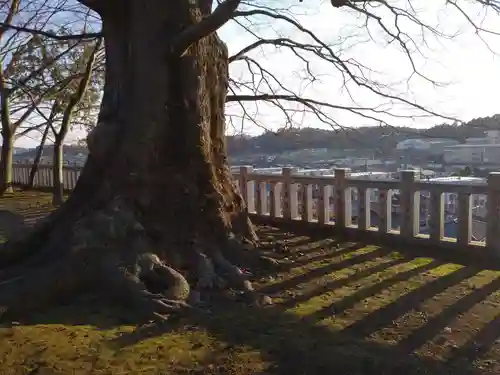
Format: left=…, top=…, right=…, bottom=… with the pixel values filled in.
left=0, top=0, right=269, bottom=323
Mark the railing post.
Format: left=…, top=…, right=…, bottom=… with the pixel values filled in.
left=301, top=183, right=313, bottom=222
left=429, top=190, right=444, bottom=243
left=282, top=167, right=298, bottom=220
left=255, top=180, right=267, bottom=216
left=357, top=186, right=370, bottom=231
left=317, top=183, right=329, bottom=225
left=269, top=183, right=281, bottom=218
left=487, top=172, right=500, bottom=254
left=238, top=166, right=254, bottom=213
left=334, top=168, right=351, bottom=228
left=378, top=189, right=392, bottom=233
left=457, top=192, right=472, bottom=246
left=400, top=170, right=419, bottom=239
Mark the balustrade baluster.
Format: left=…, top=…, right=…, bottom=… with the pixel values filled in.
left=400, top=170, right=420, bottom=239
left=317, top=183, right=329, bottom=225
left=255, top=181, right=267, bottom=215
left=282, top=168, right=298, bottom=220
left=301, top=183, right=313, bottom=222
left=269, top=182, right=281, bottom=218
left=429, top=191, right=443, bottom=242
left=357, top=186, right=370, bottom=231
left=378, top=189, right=391, bottom=233
left=238, top=166, right=254, bottom=214
left=334, top=168, right=351, bottom=228
left=457, top=192, right=472, bottom=245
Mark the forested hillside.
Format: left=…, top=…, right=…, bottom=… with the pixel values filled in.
left=227, top=115, right=500, bottom=156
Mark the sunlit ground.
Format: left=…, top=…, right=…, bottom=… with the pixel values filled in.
left=0, top=191, right=499, bottom=374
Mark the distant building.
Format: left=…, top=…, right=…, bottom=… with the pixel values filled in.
left=396, top=138, right=459, bottom=155
left=443, top=144, right=500, bottom=164
left=443, top=131, right=500, bottom=164
left=463, top=130, right=500, bottom=145
left=443, top=130, right=500, bottom=164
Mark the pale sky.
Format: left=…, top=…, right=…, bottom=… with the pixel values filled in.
left=14, top=0, right=500, bottom=147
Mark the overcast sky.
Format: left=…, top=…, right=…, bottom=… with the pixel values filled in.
left=15, top=0, right=500, bottom=147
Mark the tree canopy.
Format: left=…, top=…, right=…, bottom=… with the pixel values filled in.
left=2, top=0, right=499, bottom=141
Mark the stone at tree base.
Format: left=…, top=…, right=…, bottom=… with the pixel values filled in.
left=258, top=295, right=273, bottom=306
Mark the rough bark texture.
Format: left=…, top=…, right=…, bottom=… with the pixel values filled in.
left=0, top=0, right=270, bottom=323
left=52, top=139, right=64, bottom=206
left=0, top=128, right=14, bottom=194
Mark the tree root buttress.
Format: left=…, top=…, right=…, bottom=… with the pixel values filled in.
left=0, top=198, right=271, bottom=323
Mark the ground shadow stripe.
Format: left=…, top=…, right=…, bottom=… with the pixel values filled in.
left=398, top=275, right=500, bottom=354
left=338, top=265, right=481, bottom=339
left=262, top=246, right=390, bottom=294
left=304, top=259, right=442, bottom=324
left=279, top=257, right=408, bottom=309
left=284, top=243, right=368, bottom=270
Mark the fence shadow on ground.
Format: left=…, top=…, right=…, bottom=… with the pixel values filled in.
left=109, top=268, right=499, bottom=374
left=2, top=194, right=500, bottom=374
left=108, top=230, right=500, bottom=375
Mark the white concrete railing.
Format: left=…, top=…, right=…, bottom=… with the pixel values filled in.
left=10, top=164, right=500, bottom=254
left=234, top=166, right=500, bottom=255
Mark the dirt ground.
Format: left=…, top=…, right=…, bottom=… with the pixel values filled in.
left=0, top=191, right=500, bottom=374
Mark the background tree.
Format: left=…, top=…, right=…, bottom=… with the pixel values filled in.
left=36, top=36, right=103, bottom=205
left=0, top=0, right=98, bottom=194
left=0, top=0, right=498, bottom=323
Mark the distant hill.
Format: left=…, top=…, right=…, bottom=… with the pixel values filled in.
left=11, top=114, right=500, bottom=162
left=227, top=114, right=500, bottom=156
left=13, top=147, right=29, bottom=155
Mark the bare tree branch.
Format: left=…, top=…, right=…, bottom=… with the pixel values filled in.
left=224, top=0, right=500, bottom=143
left=0, top=22, right=101, bottom=40
left=170, top=0, right=243, bottom=56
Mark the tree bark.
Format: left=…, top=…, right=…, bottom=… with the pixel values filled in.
left=52, top=138, right=64, bottom=206
left=0, top=0, right=267, bottom=323
left=0, top=128, right=14, bottom=194
left=27, top=123, right=50, bottom=190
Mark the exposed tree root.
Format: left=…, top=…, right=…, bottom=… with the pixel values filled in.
left=0, top=199, right=274, bottom=324
left=102, top=265, right=191, bottom=323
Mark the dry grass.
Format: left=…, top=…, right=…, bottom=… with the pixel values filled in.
left=1, top=191, right=500, bottom=374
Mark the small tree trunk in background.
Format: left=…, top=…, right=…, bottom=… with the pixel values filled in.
left=49, top=39, right=101, bottom=207
left=27, top=123, right=50, bottom=190
left=52, top=137, right=64, bottom=206
left=0, top=129, right=14, bottom=194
